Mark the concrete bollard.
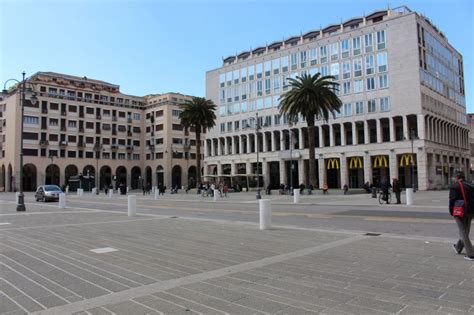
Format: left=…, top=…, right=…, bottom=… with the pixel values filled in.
left=293, top=189, right=300, bottom=203
left=66, top=186, right=69, bottom=194
left=128, top=195, right=136, bottom=217
left=154, top=189, right=159, bottom=200
left=259, top=199, right=272, bottom=230
left=406, top=188, right=414, bottom=206
left=16, top=192, right=20, bottom=205
left=127, top=186, right=130, bottom=193
left=108, top=189, right=113, bottom=198
left=213, top=189, right=219, bottom=202
left=77, top=188, right=83, bottom=196
left=152, top=186, right=156, bottom=193
left=59, top=193, right=66, bottom=209
left=91, top=188, right=96, bottom=195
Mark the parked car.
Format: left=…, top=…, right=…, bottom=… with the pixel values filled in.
left=35, top=185, right=62, bottom=202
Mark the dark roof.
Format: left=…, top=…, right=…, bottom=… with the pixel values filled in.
left=268, top=41, right=283, bottom=49
left=343, top=17, right=363, bottom=27
left=284, top=36, right=300, bottom=44
left=223, top=56, right=236, bottom=63
left=366, top=10, right=387, bottom=20
left=237, top=51, right=250, bottom=59
left=302, top=30, right=320, bottom=40
left=252, top=46, right=266, bottom=54
left=322, top=24, right=340, bottom=33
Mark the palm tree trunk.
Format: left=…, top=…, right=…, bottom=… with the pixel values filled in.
left=195, top=128, right=202, bottom=185
left=307, top=122, right=317, bottom=188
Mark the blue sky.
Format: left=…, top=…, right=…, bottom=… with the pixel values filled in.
left=1, top=0, right=473, bottom=111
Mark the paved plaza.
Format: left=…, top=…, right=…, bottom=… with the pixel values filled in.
left=0, top=191, right=473, bottom=314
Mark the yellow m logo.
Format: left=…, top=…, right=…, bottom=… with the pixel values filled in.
left=327, top=158, right=340, bottom=169
left=349, top=157, right=363, bottom=169
left=373, top=156, right=388, bottom=168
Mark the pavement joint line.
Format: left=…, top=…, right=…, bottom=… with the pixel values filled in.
left=0, top=277, right=41, bottom=313
left=0, top=210, right=95, bottom=217
left=32, top=234, right=367, bottom=315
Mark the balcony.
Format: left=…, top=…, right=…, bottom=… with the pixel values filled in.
left=93, top=143, right=102, bottom=151
left=111, top=145, right=119, bottom=151
left=39, top=140, right=49, bottom=146
left=112, top=116, right=117, bottom=121
left=127, top=131, right=132, bottom=137
left=96, top=115, right=101, bottom=120
left=127, top=118, right=132, bottom=123
left=79, top=128, right=85, bottom=133
left=149, top=145, right=155, bottom=152
left=60, top=126, right=66, bottom=131
left=77, top=142, right=86, bottom=148
left=41, top=108, right=48, bottom=114
left=61, top=111, right=67, bottom=116
left=126, top=145, right=134, bottom=152
left=59, top=141, right=68, bottom=147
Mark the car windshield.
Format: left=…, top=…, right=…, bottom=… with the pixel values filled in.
left=44, top=185, right=62, bottom=192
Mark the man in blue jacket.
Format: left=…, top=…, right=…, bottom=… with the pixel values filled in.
left=449, top=172, right=474, bottom=261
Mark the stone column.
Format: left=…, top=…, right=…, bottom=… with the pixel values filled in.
left=299, top=128, right=304, bottom=149
left=340, top=123, right=346, bottom=146
left=279, top=160, right=286, bottom=185
left=417, top=114, right=425, bottom=140
left=340, top=154, right=348, bottom=188
left=239, top=135, right=244, bottom=154
left=403, top=115, right=409, bottom=140
left=376, top=119, right=382, bottom=143
left=364, top=121, right=369, bottom=144
left=218, top=138, right=223, bottom=156
left=389, top=117, right=395, bottom=142
left=262, top=160, right=269, bottom=188
left=271, top=132, right=277, bottom=151
left=329, top=124, right=334, bottom=147
left=298, top=159, right=304, bottom=186
left=319, top=126, right=324, bottom=147
left=224, top=137, right=229, bottom=155
left=280, top=130, right=286, bottom=151
left=417, top=149, right=428, bottom=190
left=204, top=140, right=209, bottom=157
left=211, top=139, right=215, bottom=157
left=389, top=150, right=398, bottom=182
left=318, top=155, right=326, bottom=189
left=364, top=153, right=372, bottom=184
left=352, top=122, right=357, bottom=145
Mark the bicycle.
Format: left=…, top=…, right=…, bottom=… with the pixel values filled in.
left=378, top=189, right=392, bottom=204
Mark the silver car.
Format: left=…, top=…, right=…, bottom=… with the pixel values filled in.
left=35, top=185, right=62, bottom=202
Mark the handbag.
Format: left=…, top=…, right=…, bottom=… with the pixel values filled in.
left=453, top=181, right=467, bottom=218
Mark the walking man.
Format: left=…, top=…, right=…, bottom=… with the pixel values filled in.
left=449, top=172, right=474, bottom=261
left=392, top=178, right=401, bottom=204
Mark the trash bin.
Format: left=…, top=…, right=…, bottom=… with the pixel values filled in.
left=371, top=187, right=377, bottom=198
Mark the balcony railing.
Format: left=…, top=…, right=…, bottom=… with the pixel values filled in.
left=59, top=141, right=68, bottom=147
left=39, top=140, right=49, bottom=146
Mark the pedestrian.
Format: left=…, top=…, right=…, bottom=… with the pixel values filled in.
left=322, top=183, right=329, bottom=195
left=379, top=177, right=391, bottom=202
left=343, top=184, right=349, bottom=195
left=299, top=183, right=305, bottom=194
left=104, top=185, right=108, bottom=195
left=223, top=184, right=229, bottom=197
left=307, top=184, right=313, bottom=195
left=392, top=178, right=401, bottom=204
left=449, top=172, right=474, bottom=261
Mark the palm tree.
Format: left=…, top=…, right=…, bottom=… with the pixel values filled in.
left=279, top=73, right=342, bottom=189
left=179, top=97, right=217, bottom=185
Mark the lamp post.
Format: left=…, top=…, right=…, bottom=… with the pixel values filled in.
left=288, top=118, right=297, bottom=196
left=87, top=170, right=91, bottom=191
left=2, top=72, right=38, bottom=212
left=410, top=128, right=418, bottom=192
left=94, top=143, right=102, bottom=194
left=246, top=113, right=264, bottom=199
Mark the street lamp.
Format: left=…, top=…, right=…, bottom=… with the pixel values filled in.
left=409, top=129, right=418, bottom=192
left=288, top=118, right=297, bottom=196
left=2, top=72, right=38, bottom=211
left=94, top=143, right=102, bottom=195
left=247, top=113, right=265, bottom=200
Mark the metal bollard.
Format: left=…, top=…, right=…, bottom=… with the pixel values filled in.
left=91, top=188, right=96, bottom=195
left=128, top=195, right=136, bottom=217
left=65, top=186, right=69, bottom=194
left=154, top=189, right=159, bottom=200
left=59, top=193, right=66, bottom=209
left=259, top=199, right=272, bottom=230
left=293, top=189, right=300, bottom=203
left=15, top=192, right=20, bottom=205
left=152, top=186, right=156, bottom=193
left=213, top=189, right=219, bottom=202
left=108, top=189, right=113, bottom=198
left=126, top=186, right=130, bottom=193
left=406, top=188, right=414, bottom=206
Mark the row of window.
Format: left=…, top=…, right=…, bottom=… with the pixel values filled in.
left=23, top=148, right=141, bottom=160
left=219, top=30, right=387, bottom=86
left=219, top=75, right=388, bottom=117
left=219, top=52, right=388, bottom=104
left=219, top=97, right=390, bottom=133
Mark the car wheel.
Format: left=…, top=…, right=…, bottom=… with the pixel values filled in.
left=35, top=196, right=39, bottom=202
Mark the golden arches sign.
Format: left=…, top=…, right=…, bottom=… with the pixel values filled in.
left=373, top=156, right=388, bottom=168
left=349, top=157, right=363, bottom=169
left=399, top=154, right=415, bottom=167
left=327, top=158, right=340, bottom=170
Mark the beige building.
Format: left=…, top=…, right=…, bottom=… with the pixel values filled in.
left=0, top=72, right=200, bottom=192
left=468, top=113, right=474, bottom=176
left=204, top=6, right=469, bottom=191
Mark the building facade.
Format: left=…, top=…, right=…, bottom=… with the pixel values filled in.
left=0, top=72, right=199, bottom=191
left=204, top=6, right=469, bottom=191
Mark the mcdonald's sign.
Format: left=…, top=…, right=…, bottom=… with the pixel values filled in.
left=327, top=158, right=340, bottom=169
left=373, top=156, right=388, bottom=168
left=349, top=157, right=363, bottom=169
left=399, top=154, right=415, bottom=167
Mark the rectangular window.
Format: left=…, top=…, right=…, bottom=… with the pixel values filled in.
left=330, top=42, right=338, bottom=61
left=377, top=30, right=386, bottom=50
left=233, top=69, right=239, bottom=83
left=377, top=51, right=388, bottom=72
left=343, top=103, right=352, bottom=116
left=366, top=77, right=376, bottom=90
left=367, top=99, right=376, bottom=113
left=265, top=78, right=271, bottom=94
left=23, top=116, right=39, bottom=124
left=320, top=46, right=327, bottom=63
left=264, top=61, right=271, bottom=77
left=220, top=123, right=225, bottom=132
left=273, top=76, right=280, bottom=92
left=380, top=97, right=390, bottom=111
left=352, top=36, right=361, bottom=56
left=343, top=81, right=351, bottom=94
left=290, top=53, right=298, bottom=70
left=248, top=65, right=255, bottom=80
left=330, top=63, right=339, bottom=80
left=355, top=101, right=364, bottom=114
left=227, top=121, right=232, bottom=132
left=354, top=79, right=363, bottom=93
left=219, top=73, right=225, bottom=87
left=365, top=33, right=373, bottom=52
left=281, top=56, right=289, bottom=72
left=241, top=67, right=247, bottom=82
left=342, top=61, right=351, bottom=79
left=49, top=118, right=59, bottom=126
left=379, top=74, right=389, bottom=88
left=241, top=101, right=248, bottom=112
left=309, top=48, right=318, bottom=65
left=365, top=55, right=374, bottom=75
left=274, top=114, right=281, bottom=125
left=256, top=99, right=264, bottom=110
left=234, top=120, right=240, bottom=131
left=272, top=58, right=280, bottom=74
left=353, top=58, right=362, bottom=77
left=256, top=63, right=263, bottom=78
left=257, top=80, right=263, bottom=96
left=133, top=113, right=141, bottom=120
left=320, top=65, right=328, bottom=77
left=219, top=105, right=226, bottom=117
left=341, top=39, right=349, bottom=58
left=300, top=51, right=307, bottom=68
left=226, top=71, right=232, bottom=85
left=172, top=109, right=182, bottom=117
left=264, top=96, right=272, bottom=109
left=68, top=120, right=77, bottom=128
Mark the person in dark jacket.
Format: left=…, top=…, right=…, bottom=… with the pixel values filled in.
left=379, top=177, right=391, bottom=202
left=449, top=172, right=474, bottom=261
left=392, top=178, right=401, bottom=204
